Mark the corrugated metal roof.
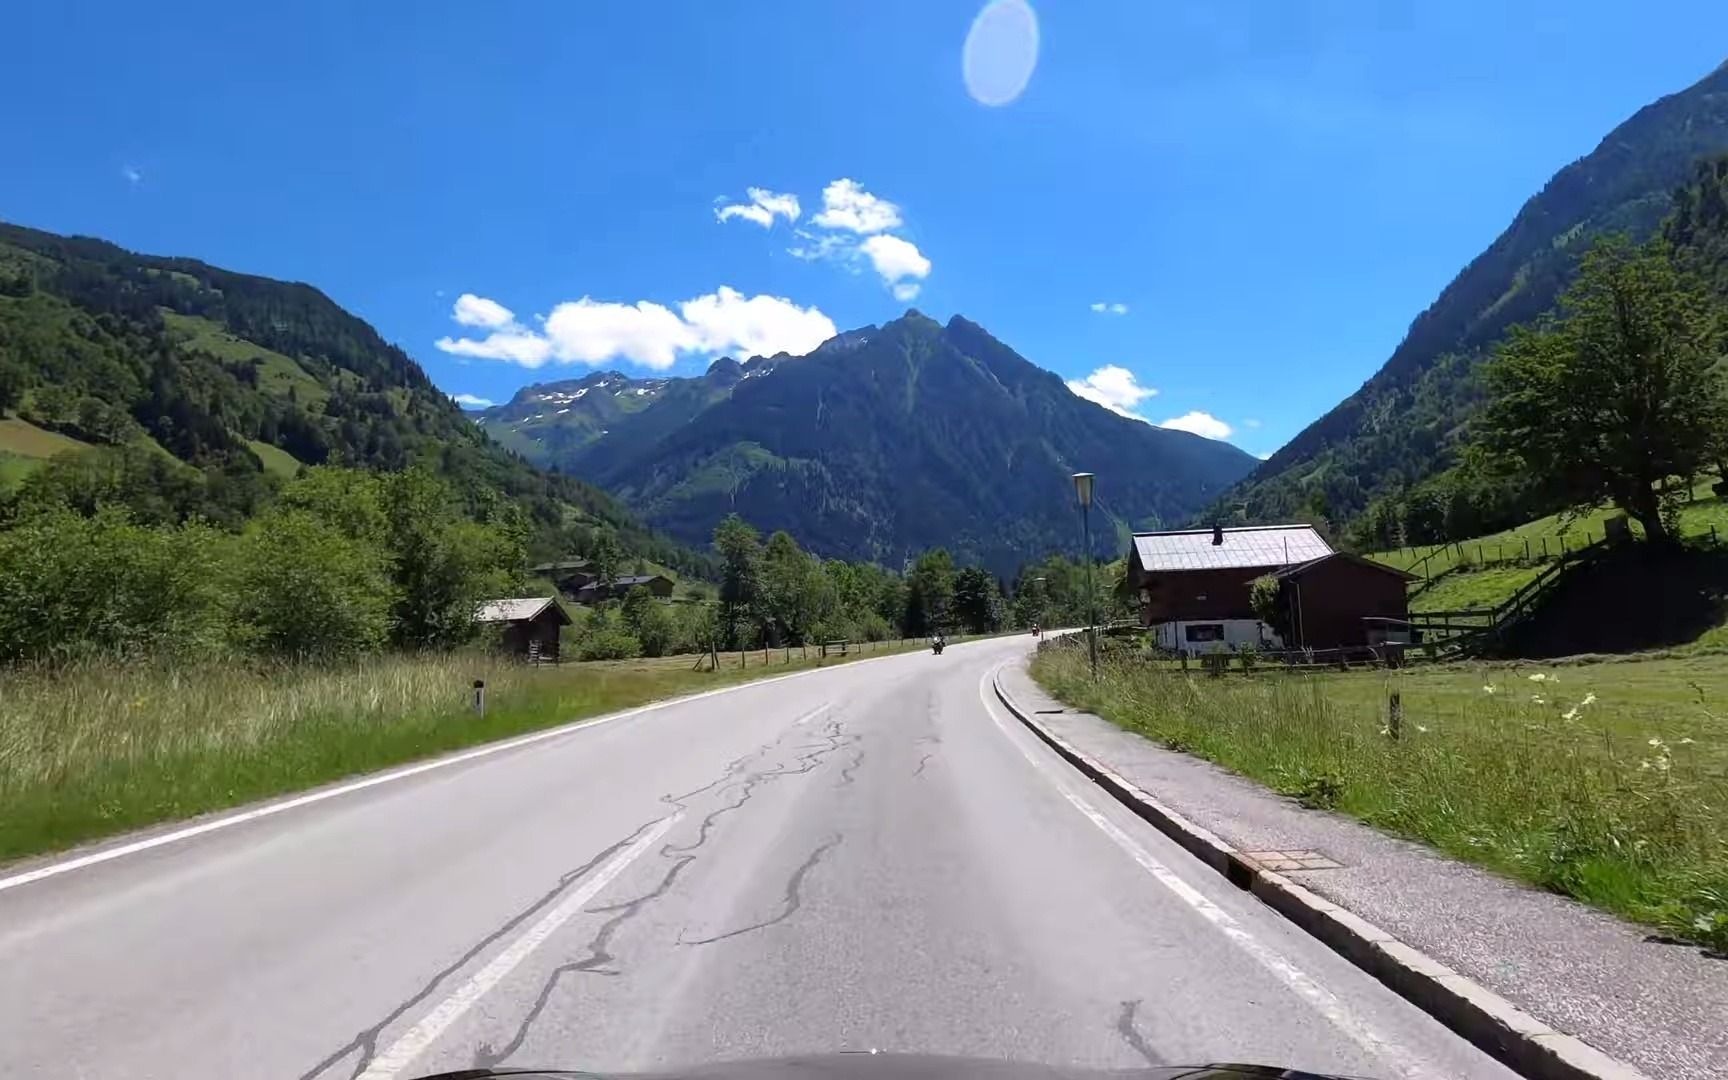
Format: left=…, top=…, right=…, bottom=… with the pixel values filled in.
left=1131, top=525, right=1332, bottom=572
left=475, top=597, right=558, bottom=623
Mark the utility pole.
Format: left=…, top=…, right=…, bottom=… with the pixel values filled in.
left=1073, top=472, right=1098, bottom=679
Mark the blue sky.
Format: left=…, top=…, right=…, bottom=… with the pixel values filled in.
left=6, top=2, right=1728, bottom=458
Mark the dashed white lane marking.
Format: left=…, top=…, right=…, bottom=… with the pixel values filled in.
left=355, top=813, right=681, bottom=1080
left=977, top=664, right=1439, bottom=1080
left=0, top=644, right=957, bottom=895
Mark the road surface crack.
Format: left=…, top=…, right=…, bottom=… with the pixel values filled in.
left=912, top=752, right=934, bottom=777
left=470, top=854, right=696, bottom=1068
left=676, top=834, right=842, bottom=946
left=1115, top=999, right=1165, bottom=1066
left=295, top=819, right=664, bottom=1080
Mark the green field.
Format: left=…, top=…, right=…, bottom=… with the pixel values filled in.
left=1032, top=646, right=1728, bottom=949
left=1371, top=484, right=1728, bottom=579
left=245, top=438, right=304, bottom=479
left=1409, top=563, right=1545, bottom=613
left=0, top=415, right=92, bottom=458
left=161, top=310, right=329, bottom=404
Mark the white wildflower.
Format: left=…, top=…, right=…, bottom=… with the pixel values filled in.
left=1482, top=685, right=1498, bottom=695
left=1416, top=724, right=1430, bottom=733
left=1527, top=673, right=1547, bottom=682
left=1581, top=692, right=1597, bottom=707
left=1678, top=737, right=1696, bottom=746
left=1561, top=706, right=1580, bottom=722
left=1648, top=737, right=1665, bottom=748
left=1531, top=694, right=1546, bottom=705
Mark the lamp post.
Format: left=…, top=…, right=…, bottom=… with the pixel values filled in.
left=1072, top=472, right=1098, bottom=678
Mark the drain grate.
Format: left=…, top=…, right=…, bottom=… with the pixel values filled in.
left=1243, top=849, right=1343, bottom=871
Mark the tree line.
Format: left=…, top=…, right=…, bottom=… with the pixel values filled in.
left=0, top=466, right=526, bottom=665
left=562, top=513, right=1130, bottom=661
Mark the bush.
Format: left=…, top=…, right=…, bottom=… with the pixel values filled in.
left=571, top=608, right=641, bottom=661
left=0, top=509, right=230, bottom=663
left=228, top=510, right=392, bottom=659
left=620, top=587, right=676, bottom=657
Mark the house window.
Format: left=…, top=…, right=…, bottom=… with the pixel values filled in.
left=1184, top=623, right=1224, bottom=643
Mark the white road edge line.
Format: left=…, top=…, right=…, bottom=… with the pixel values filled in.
left=355, top=813, right=681, bottom=1080
left=976, top=664, right=1439, bottom=1080
left=0, top=644, right=936, bottom=895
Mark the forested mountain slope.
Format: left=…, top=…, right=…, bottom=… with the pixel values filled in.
left=1215, top=60, right=1728, bottom=529
left=479, top=312, right=1256, bottom=574
left=0, top=221, right=711, bottom=574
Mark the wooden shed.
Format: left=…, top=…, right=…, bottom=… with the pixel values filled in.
left=474, top=597, right=572, bottom=663
left=1267, top=553, right=1415, bottom=649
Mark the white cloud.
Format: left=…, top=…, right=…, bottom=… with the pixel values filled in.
left=1159, top=410, right=1234, bottom=440
left=716, top=187, right=801, bottom=228
left=452, top=293, right=517, bottom=330
left=1066, top=365, right=1158, bottom=421
left=1242, top=417, right=1263, bottom=429
left=679, top=286, right=838, bottom=359
left=1089, top=301, right=1129, bottom=315
left=451, top=393, right=494, bottom=408
left=121, top=165, right=142, bottom=184
left=435, top=287, right=836, bottom=370
left=436, top=329, right=554, bottom=367
left=786, top=229, right=855, bottom=264
left=1256, top=452, right=1273, bottom=460
left=811, top=178, right=903, bottom=234
left=860, top=234, right=931, bottom=288
left=540, top=298, right=695, bottom=369
left=892, top=282, right=922, bottom=302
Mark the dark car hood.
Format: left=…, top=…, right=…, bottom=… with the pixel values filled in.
left=418, top=1051, right=1369, bottom=1080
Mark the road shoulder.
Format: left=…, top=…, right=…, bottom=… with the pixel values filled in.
left=994, top=658, right=1726, bottom=1080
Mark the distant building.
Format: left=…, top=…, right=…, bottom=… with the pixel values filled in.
left=570, top=573, right=676, bottom=606
left=530, top=558, right=598, bottom=593
left=474, top=597, right=572, bottom=662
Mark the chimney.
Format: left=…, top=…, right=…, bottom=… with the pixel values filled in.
left=1212, top=523, right=1224, bottom=546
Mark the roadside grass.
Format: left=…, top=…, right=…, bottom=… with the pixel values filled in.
left=1031, top=647, right=1728, bottom=950
left=0, top=636, right=945, bottom=865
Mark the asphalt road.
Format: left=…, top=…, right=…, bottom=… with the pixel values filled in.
left=0, top=637, right=1520, bottom=1080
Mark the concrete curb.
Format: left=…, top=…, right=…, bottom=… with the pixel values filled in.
left=990, top=665, right=1648, bottom=1080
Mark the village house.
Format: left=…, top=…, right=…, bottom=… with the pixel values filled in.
left=1126, top=524, right=1411, bottom=653
left=474, top=597, right=572, bottom=663
left=570, top=573, right=676, bottom=605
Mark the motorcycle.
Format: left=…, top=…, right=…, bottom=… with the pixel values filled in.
left=931, top=638, right=945, bottom=655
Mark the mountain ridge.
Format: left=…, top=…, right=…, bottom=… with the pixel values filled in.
left=476, top=311, right=1256, bottom=573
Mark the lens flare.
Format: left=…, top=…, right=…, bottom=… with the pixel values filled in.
left=962, top=0, right=1040, bottom=107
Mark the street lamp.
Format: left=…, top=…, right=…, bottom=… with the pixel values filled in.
left=1072, top=472, right=1098, bottom=678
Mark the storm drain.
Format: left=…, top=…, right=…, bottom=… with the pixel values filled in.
left=1243, top=849, right=1343, bottom=871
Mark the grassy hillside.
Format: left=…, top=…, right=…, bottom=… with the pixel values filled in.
left=0, top=220, right=715, bottom=575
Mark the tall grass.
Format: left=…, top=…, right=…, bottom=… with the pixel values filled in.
left=1032, top=647, right=1728, bottom=951
left=0, top=638, right=946, bottom=864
